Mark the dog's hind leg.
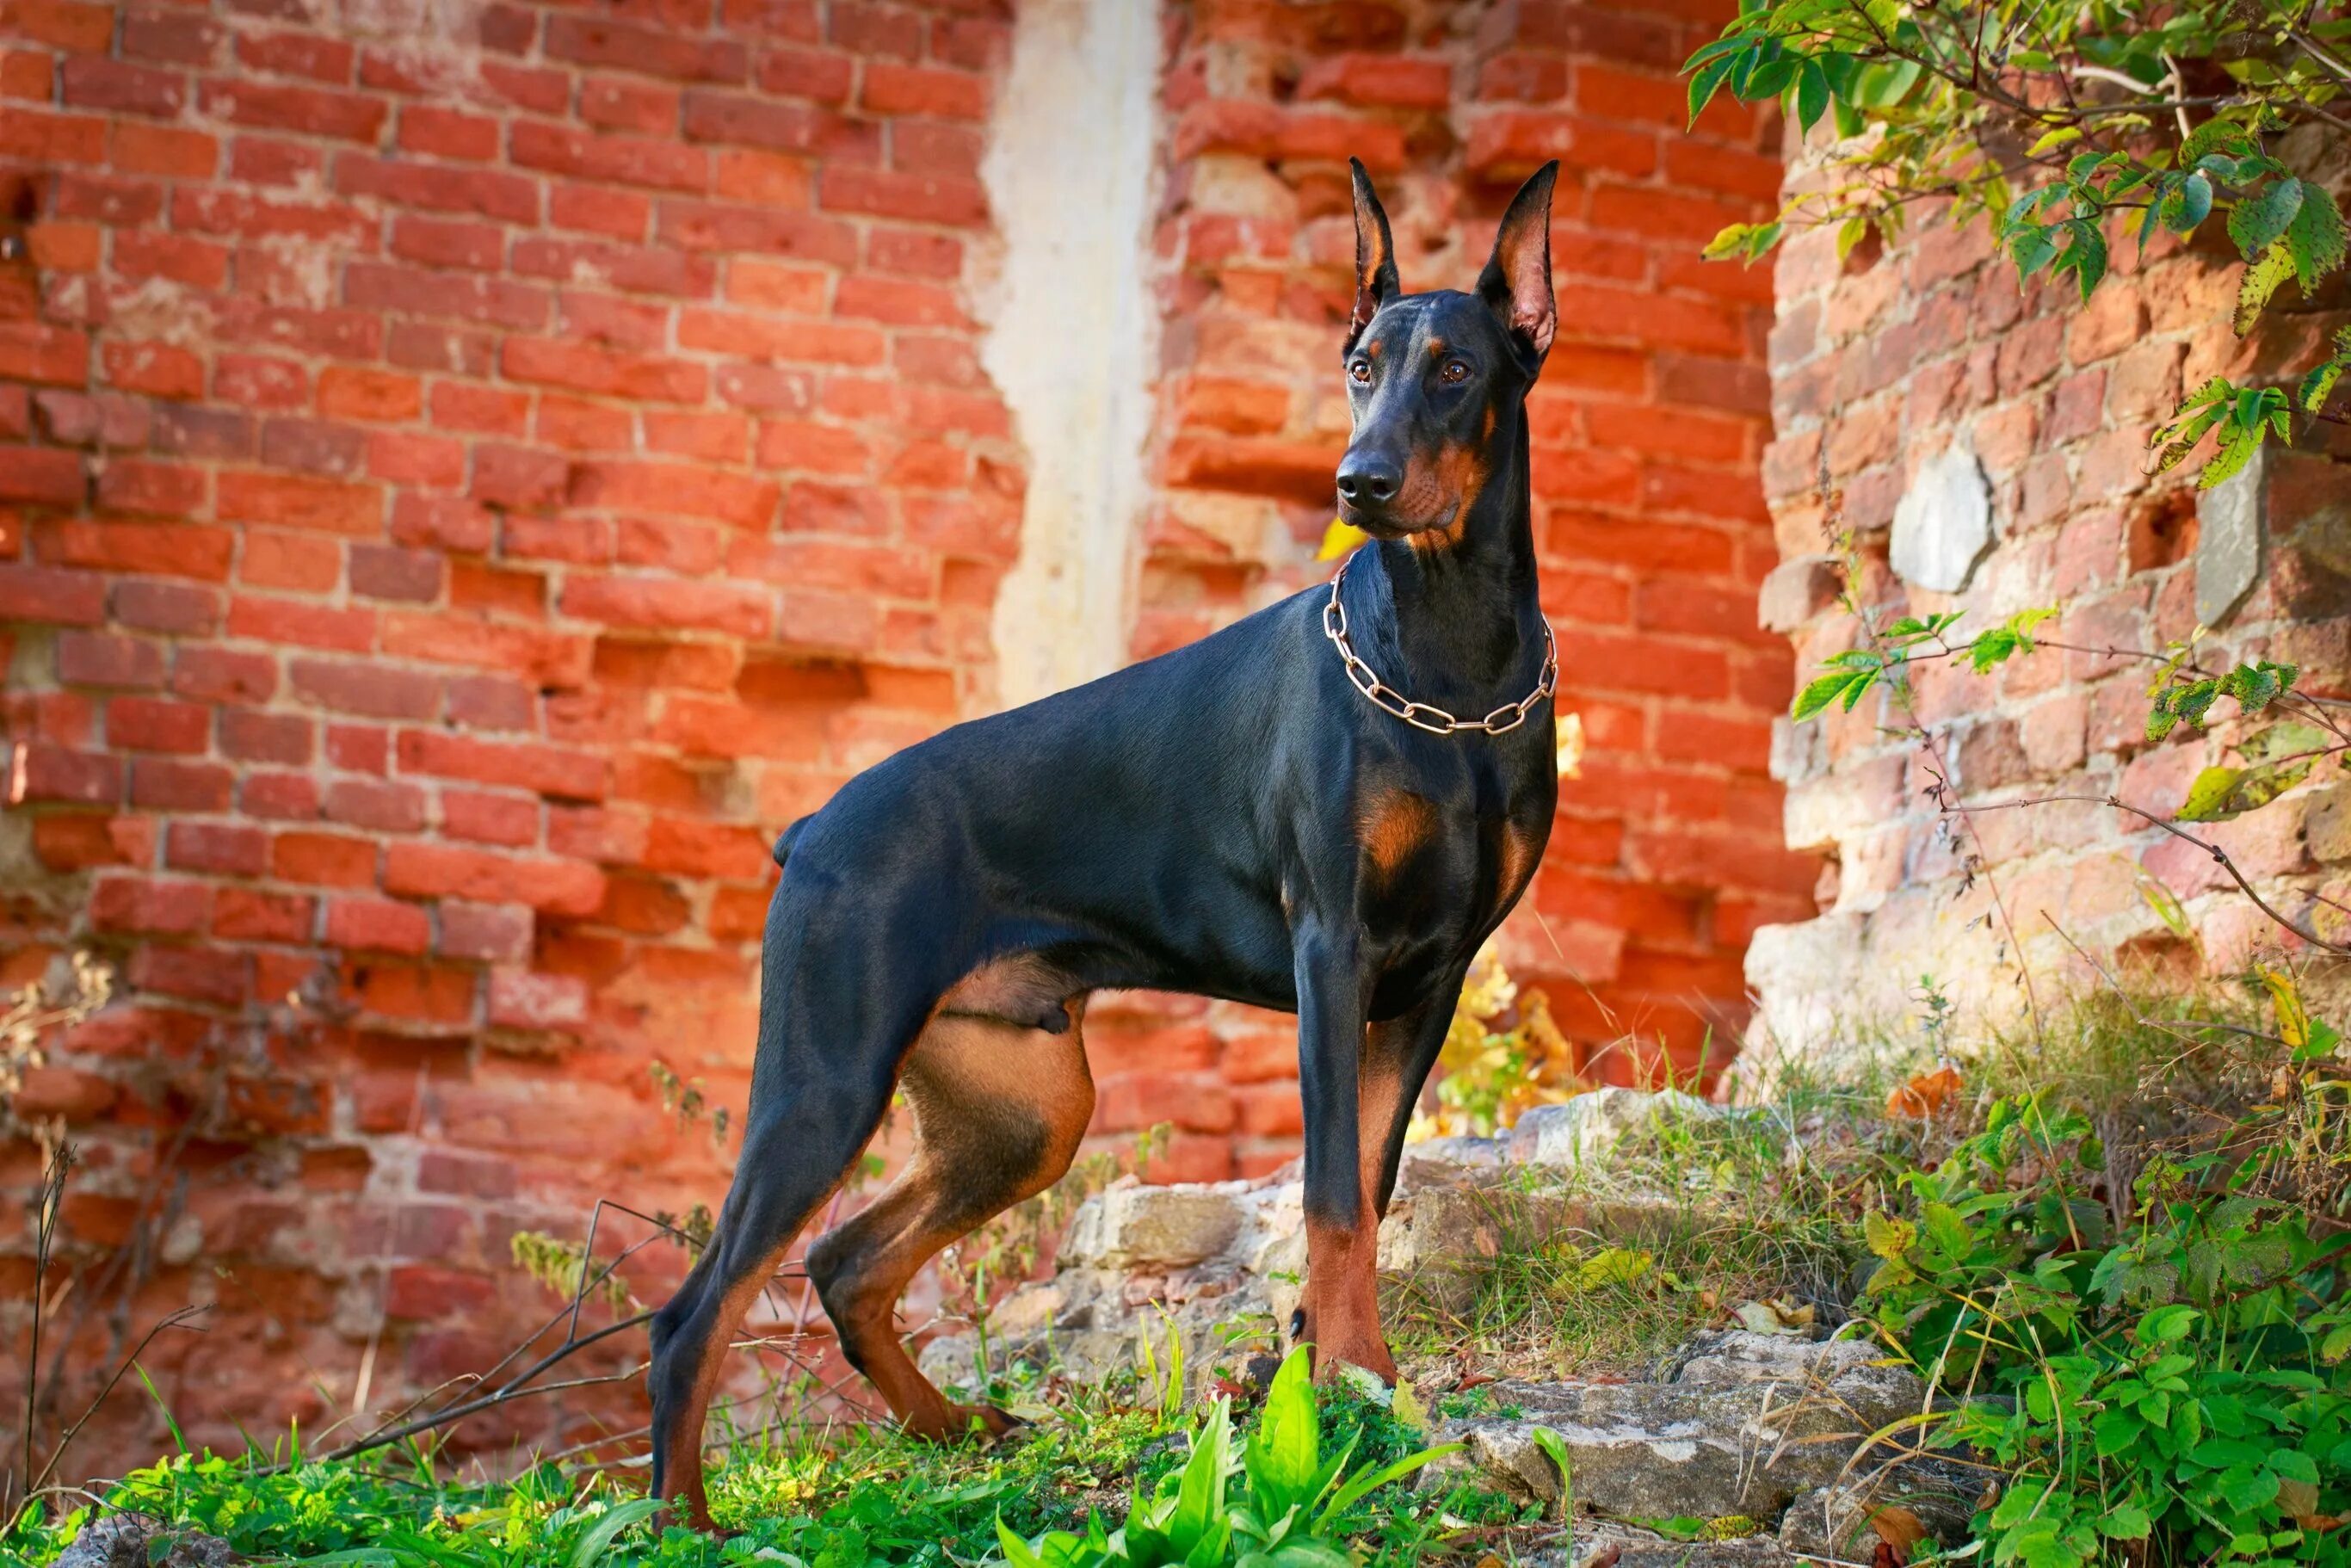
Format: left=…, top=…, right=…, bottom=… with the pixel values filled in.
left=647, top=1058, right=896, bottom=1529
left=806, top=997, right=1093, bottom=1439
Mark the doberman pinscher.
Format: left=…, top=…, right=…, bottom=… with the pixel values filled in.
left=647, top=157, right=1564, bottom=1528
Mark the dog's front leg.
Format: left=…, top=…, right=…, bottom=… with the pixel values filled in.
left=1291, top=919, right=1397, bottom=1382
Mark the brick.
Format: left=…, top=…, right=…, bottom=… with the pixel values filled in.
left=398, top=104, right=498, bottom=161
left=214, top=887, right=315, bottom=942
left=218, top=472, right=383, bottom=534
left=219, top=707, right=312, bottom=765
left=0, top=563, right=105, bottom=624
left=439, top=899, right=533, bottom=962
left=318, top=367, right=423, bottom=423
left=396, top=731, right=605, bottom=800
left=226, top=596, right=377, bottom=653
left=349, top=545, right=443, bottom=602
left=544, top=15, right=747, bottom=83
left=10, top=744, right=121, bottom=805
left=328, top=897, right=433, bottom=954
left=0, top=448, right=88, bottom=507
left=62, top=58, right=188, bottom=119
left=108, top=695, right=210, bottom=752
left=290, top=657, right=441, bottom=719
left=817, top=165, right=986, bottom=225
left=57, top=632, right=165, bottom=688
left=382, top=843, right=605, bottom=915
left=860, top=62, right=988, bottom=120
left=487, top=968, right=588, bottom=1029
left=194, top=78, right=386, bottom=141
left=271, top=831, right=377, bottom=887
left=91, top=874, right=211, bottom=935
left=167, top=820, right=268, bottom=876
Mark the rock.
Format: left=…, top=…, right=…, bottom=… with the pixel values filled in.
left=1396, top=1134, right=1507, bottom=1195
left=2198, top=446, right=2265, bottom=628
left=1889, top=444, right=1993, bottom=592
left=1779, top=1454, right=1990, bottom=1561
left=1061, top=1184, right=1245, bottom=1269
left=1523, top=1527, right=1802, bottom=1568
left=1424, top=1332, right=1933, bottom=1522
left=53, top=1516, right=238, bottom=1568
left=1508, top=1088, right=1734, bottom=1169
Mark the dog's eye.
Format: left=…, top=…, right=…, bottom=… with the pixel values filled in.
left=1441, top=359, right=1471, bottom=384
left=1348, top=359, right=1372, bottom=385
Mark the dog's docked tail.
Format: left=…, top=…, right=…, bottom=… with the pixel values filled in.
left=772, top=816, right=810, bottom=869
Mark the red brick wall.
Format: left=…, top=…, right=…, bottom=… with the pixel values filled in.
left=1090, top=0, right=1811, bottom=1172
left=0, top=0, right=1020, bottom=1472
left=1, top=0, right=1806, bottom=1479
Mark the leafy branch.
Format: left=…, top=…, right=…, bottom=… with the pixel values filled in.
left=1688, top=0, right=2351, bottom=479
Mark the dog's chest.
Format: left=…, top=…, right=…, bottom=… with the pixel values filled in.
left=1351, top=744, right=1552, bottom=939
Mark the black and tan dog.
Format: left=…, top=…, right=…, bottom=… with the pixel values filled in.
left=648, top=158, right=1564, bottom=1527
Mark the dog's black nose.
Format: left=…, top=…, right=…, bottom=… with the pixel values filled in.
left=1336, top=455, right=1400, bottom=506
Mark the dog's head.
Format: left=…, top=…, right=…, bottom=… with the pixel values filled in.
left=1334, top=158, right=1558, bottom=542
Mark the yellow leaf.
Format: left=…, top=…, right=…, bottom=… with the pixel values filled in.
left=1317, top=518, right=1370, bottom=561
left=1555, top=711, right=1585, bottom=779
left=2262, top=963, right=2311, bottom=1051
left=1391, top=1378, right=1430, bottom=1431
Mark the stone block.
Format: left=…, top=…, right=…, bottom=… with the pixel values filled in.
left=1756, top=553, right=1840, bottom=633
left=1889, top=444, right=1993, bottom=591
left=2197, top=445, right=2266, bottom=627
left=1507, top=1087, right=1737, bottom=1169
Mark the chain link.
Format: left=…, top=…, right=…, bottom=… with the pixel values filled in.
left=1321, top=555, right=1556, bottom=737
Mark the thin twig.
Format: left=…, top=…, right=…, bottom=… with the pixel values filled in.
left=27, top=1306, right=211, bottom=1498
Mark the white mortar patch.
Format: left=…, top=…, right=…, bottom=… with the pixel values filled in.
left=978, top=0, right=1162, bottom=708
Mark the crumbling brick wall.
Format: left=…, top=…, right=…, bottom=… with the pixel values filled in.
left=1, top=0, right=1807, bottom=1478
left=0, top=0, right=1023, bottom=1472
left=1749, top=133, right=2351, bottom=1053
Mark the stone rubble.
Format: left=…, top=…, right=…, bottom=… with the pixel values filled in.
left=918, top=1090, right=1987, bottom=1565
left=52, top=1516, right=239, bottom=1568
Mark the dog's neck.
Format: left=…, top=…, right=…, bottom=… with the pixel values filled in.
left=1354, top=408, right=1546, bottom=713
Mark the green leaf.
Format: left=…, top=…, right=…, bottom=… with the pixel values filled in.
left=2099, top=1504, right=2152, bottom=1540
left=2286, top=182, right=2348, bottom=292
left=1688, top=52, right=1740, bottom=127
left=1793, top=668, right=1871, bottom=722
left=569, top=1502, right=663, bottom=1568
left=1320, top=1444, right=1464, bottom=1522
left=2163, top=170, right=2214, bottom=234
left=1244, top=1349, right=1320, bottom=1520
left=1794, top=59, right=1830, bottom=132
left=2056, top=219, right=2108, bottom=300
left=2229, top=178, right=2305, bottom=259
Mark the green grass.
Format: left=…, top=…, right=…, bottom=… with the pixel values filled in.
left=3, top=1359, right=1540, bottom=1568
left=1385, top=1068, right=1898, bottom=1379
left=16, top=976, right=2306, bottom=1568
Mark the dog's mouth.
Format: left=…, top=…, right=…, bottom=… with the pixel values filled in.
left=1336, top=492, right=1456, bottom=540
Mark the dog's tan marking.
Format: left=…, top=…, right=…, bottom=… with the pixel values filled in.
left=1360, top=788, right=1438, bottom=880
left=1498, top=822, right=1540, bottom=911
left=809, top=980, right=1093, bottom=1440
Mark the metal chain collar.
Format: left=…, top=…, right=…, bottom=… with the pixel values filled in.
left=1321, top=553, right=1558, bottom=737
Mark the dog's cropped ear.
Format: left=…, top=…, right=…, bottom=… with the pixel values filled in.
left=1346, top=157, right=1399, bottom=353
left=1478, top=161, right=1558, bottom=368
